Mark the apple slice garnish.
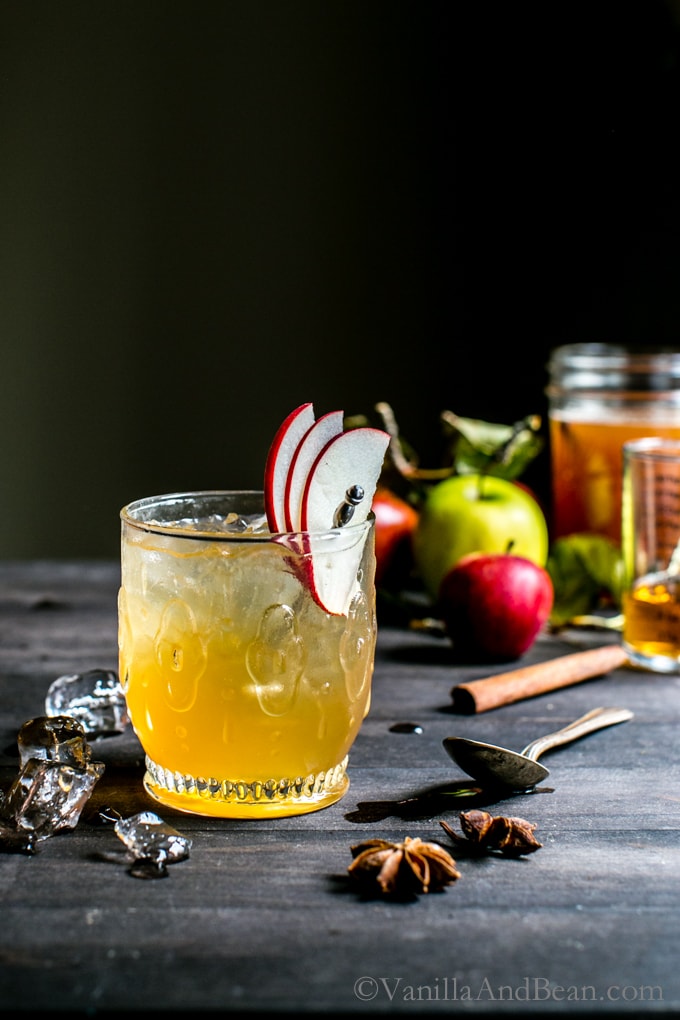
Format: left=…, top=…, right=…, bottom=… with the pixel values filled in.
left=300, top=427, right=391, bottom=615
left=263, top=406, right=390, bottom=615
left=263, top=402, right=315, bottom=532
left=283, top=409, right=344, bottom=531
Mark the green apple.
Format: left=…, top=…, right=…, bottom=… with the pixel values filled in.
left=412, top=474, right=549, bottom=600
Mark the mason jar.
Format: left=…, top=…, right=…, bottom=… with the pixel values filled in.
left=546, top=343, right=680, bottom=545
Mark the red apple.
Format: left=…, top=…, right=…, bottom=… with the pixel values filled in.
left=372, top=487, right=419, bottom=588
left=437, top=551, right=554, bottom=663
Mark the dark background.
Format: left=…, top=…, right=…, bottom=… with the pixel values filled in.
left=3, top=0, right=680, bottom=557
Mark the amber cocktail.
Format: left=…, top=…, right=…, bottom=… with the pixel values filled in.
left=118, top=490, right=377, bottom=818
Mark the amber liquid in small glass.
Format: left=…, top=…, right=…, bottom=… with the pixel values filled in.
left=623, top=572, right=680, bottom=664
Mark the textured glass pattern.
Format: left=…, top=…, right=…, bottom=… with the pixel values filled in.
left=119, top=492, right=376, bottom=818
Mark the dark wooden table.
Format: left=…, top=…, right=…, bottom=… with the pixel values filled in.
left=0, top=561, right=678, bottom=1017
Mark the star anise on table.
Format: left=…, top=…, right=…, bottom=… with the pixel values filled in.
left=440, top=809, right=542, bottom=857
left=348, top=836, right=461, bottom=897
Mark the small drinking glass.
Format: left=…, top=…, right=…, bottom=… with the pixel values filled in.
left=118, top=491, right=377, bottom=818
left=622, top=439, right=680, bottom=672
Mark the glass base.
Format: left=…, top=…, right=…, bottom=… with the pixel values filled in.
left=141, top=754, right=350, bottom=818
left=623, top=643, right=680, bottom=674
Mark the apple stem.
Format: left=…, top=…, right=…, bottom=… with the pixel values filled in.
left=374, top=401, right=453, bottom=482
left=475, top=473, right=490, bottom=501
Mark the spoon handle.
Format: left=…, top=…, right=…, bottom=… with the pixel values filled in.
left=520, top=706, right=634, bottom=762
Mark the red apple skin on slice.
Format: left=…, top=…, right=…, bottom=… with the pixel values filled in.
left=283, top=409, right=344, bottom=532
left=300, top=427, right=391, bottom=615
left=263, top=402, right=315, bottom=533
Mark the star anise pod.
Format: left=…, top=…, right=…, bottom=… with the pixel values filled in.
left=440, top=809, right=542, bottom=857
left=348, top=836, right=461, bottom=896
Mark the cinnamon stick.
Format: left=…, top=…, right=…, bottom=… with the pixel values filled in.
left=450, top=644, right=629, bottom=714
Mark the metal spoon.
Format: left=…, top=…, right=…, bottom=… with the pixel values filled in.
left=442, top=706, right=634, bottom=791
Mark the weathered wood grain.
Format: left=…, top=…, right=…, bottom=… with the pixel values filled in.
left=0, top=561, right=678, bottom=1016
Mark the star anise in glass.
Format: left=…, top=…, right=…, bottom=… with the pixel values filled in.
left=440, top=809, right=542, bottom=857
left=348, top=836, right=461, bottom=897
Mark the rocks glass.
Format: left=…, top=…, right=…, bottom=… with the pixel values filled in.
left=118, top=491, right=377, bottom=818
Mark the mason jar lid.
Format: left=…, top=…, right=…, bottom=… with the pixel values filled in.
left=547, top=343, right=680, bottom=393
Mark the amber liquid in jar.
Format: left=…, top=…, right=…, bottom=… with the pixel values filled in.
left=549, top=415, right=680, bottom=544
left=547, top=345, right=680, bottom=545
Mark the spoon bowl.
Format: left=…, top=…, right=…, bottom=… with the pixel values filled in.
left=443, top=736, right=550, bottom=789
left=443, top=706, right=634, bottom=791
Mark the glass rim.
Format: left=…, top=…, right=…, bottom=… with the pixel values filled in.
left=120, top=489, right=374, bottom=541
left=546, top=343, right=680, bottom=399
left=623, top=437, right=680, bottom=461
left=548, top=343, right=680, bottom=367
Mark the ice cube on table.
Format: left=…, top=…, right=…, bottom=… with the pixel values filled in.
left=45, top=669, right=129, bottom=735
left=2, top=758, right=105, bottom=840
left=17, top=715, right=92, bottom=768
left=114, top=811, right=192, bottom=864
left=0, top=818, right=36, bottom=855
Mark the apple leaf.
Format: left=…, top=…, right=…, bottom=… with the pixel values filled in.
left=354, top=402, right=545, bottom=499
left=440, top=411, right=544, bottom=480
left=546, top=533, right=625, bottom=628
